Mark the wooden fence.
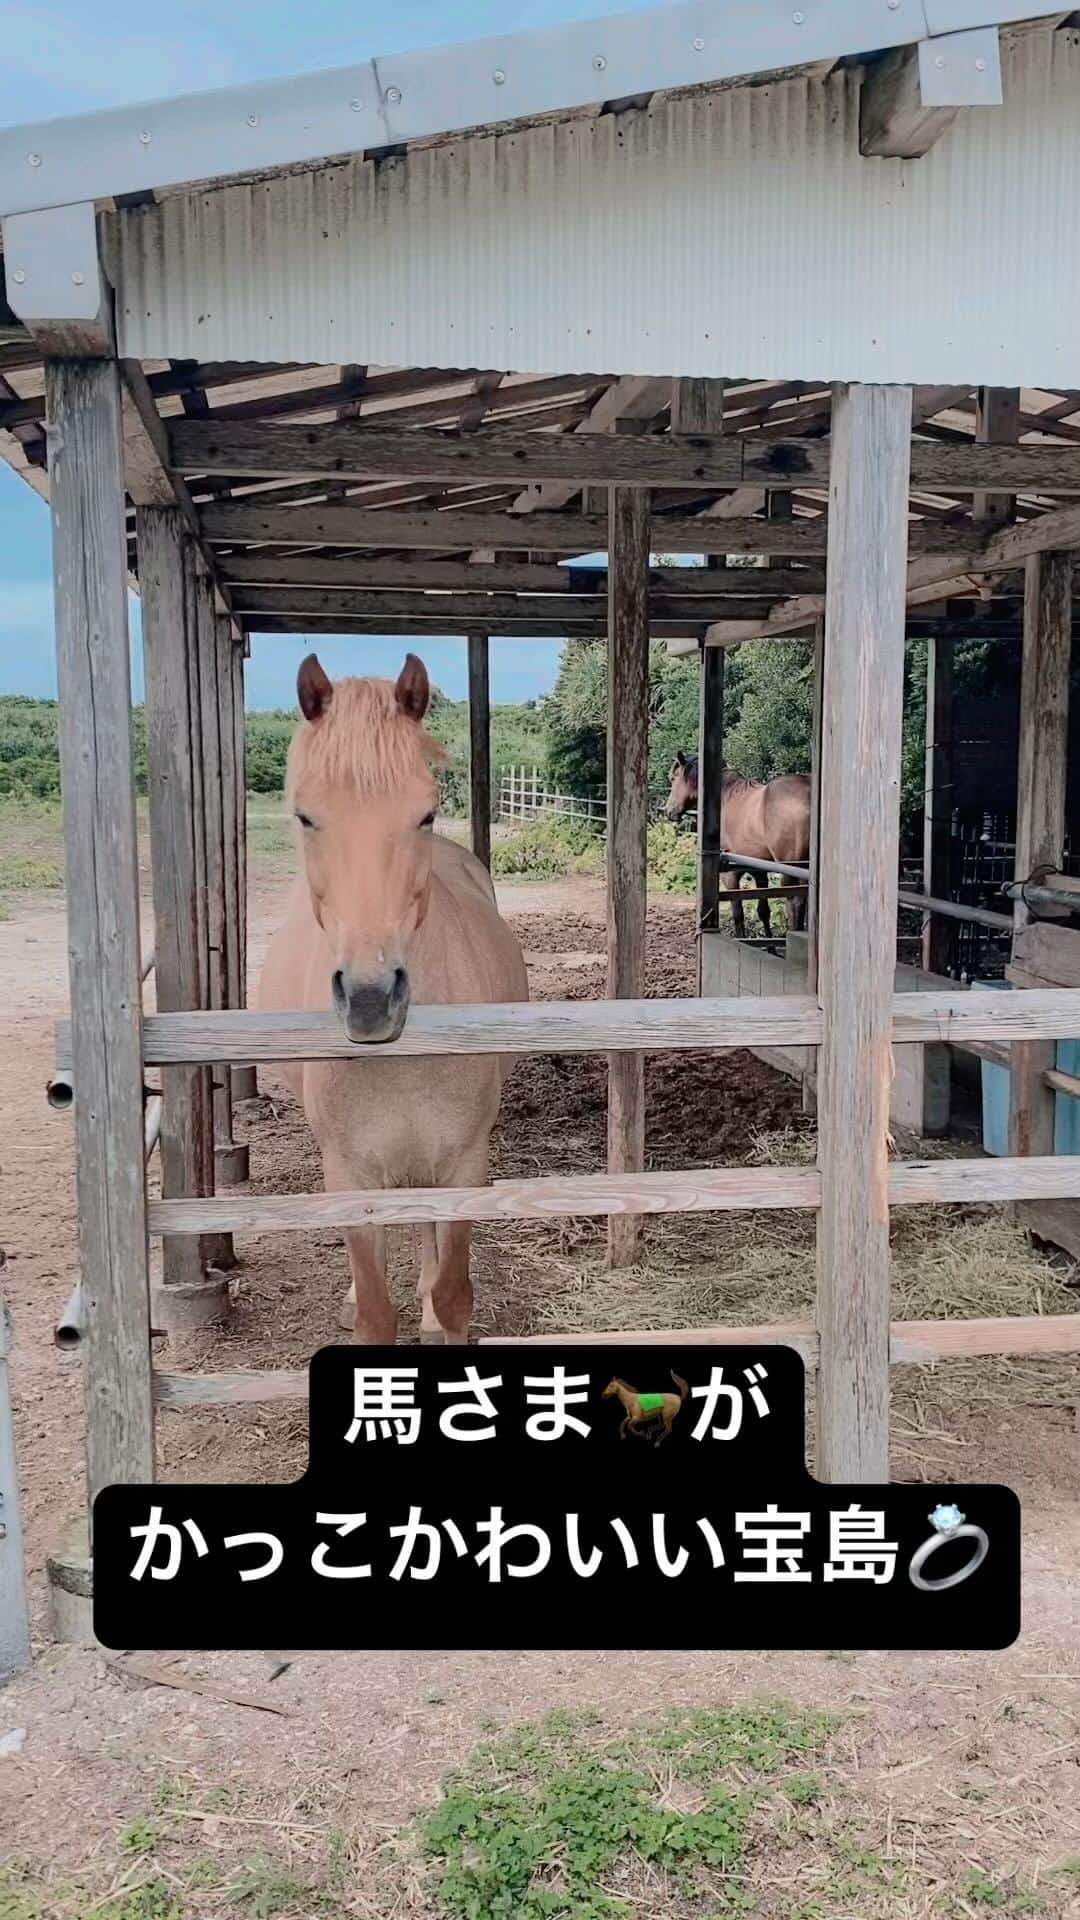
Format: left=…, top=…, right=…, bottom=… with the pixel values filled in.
left=499, top=765, right=606, bottom=824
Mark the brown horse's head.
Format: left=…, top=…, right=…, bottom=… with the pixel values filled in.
left=601, top=1377, right=625, bottom=1398
left=287, top=653, right=446, bottom=1043
left=665, top=753, right=698, bottom=820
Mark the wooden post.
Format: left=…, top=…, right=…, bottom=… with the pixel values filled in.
left=468, top=632, right=491, bottom=870
left=921, top=632, right=955, bottom=976
left=0, top=1281, right=30, bottom=1678
left=194, top=577, right=243, bottom=1219
left=138, top=506, right=222, bottom=1307
left=696, top=645, right=725, bottom=966
left=802, top=616, right=825, bottom=1114
left=606, top=485, right=651, bottom=1268
left=45, top=357, right=154, bottom=1500
left=215, top=617, right=250, bottom=1176
left=1008, top=551, right=1073, bottom=1188
left=231, top=640, right=257, bottom=1101
left=816, top=383, right=912, bottom=1483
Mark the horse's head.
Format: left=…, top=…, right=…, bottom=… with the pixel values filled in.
left=287, top=653, right=446, bottom=1043
left=665, top=752, right=698, bottom=820
left=601, top=1377, right=622, bottom=1398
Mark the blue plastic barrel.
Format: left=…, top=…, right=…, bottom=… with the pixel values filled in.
left=976, top=978, right=1080, bottom=1155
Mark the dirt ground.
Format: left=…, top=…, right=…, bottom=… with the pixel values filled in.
left=2, top=854, right=1079, bottom=1916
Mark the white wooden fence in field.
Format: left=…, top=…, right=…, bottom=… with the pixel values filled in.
left=499, top=766, right=606, bottom=824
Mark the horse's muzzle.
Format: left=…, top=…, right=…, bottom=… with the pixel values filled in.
left=332, top=965, right=410, bottom=1043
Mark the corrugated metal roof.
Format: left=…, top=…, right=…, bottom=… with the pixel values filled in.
left=1, top=0, right=1066, bottom=219
left=108, top=28, right=1080, bottom=386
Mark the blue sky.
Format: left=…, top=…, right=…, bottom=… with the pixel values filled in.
left=0, top=0, right=643, bottom=709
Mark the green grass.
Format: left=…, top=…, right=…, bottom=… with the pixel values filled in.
left=0, top=798, right=66, bottom=912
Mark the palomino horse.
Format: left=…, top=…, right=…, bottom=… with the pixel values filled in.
left=665, top=755, right=811, bottom=939
left=259, top=653, right=528, bottom=1345
left=602, top=1372, right=690, bottom=1445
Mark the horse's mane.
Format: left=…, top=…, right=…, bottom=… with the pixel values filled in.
left=286, top=675, right=447, bottom=799
left=720, top=771, right=759, bottom=797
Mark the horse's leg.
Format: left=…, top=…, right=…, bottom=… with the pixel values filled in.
left=416, top=1225, right=441, bottom=1342
left=756, top=886, right=773, bottom=940
left=720, top=868, right=746, bottom=940
left=429, top=1221, right=473, bottom=1345
left=339, top=1227, right=385, bottom=1331
left=343, top=1226, right=397, bottom=1346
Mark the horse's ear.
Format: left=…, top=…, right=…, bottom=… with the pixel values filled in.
left=297, top=653, right=333, bottom=722
left=676, top=751, right=688, bottom=770
left=395, top=652, right=430, bottom=723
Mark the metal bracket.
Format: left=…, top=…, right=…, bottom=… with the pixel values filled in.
left=917, top=25, right=1003, bottom=104
left=2, top=201, right=113, bottom=353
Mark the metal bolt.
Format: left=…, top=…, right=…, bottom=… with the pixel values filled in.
left=350, top=97, right=363, bottom=110
left=593, top=54, right=606, bottom=71
left=975, top=56, right=986, bottom=70
left=935, top=54, right=945, bottom=67
left=247, top=113, right=259, bottom=126
left=71, top=271, right=85, bottom=286
left=27, top=152, right=41, bottom=167
left=492, top=69, right=506, bottom=85
left=139, top=130, right=152, bottom=145
left=386, top=85, right=403, bottom=104
left=792, top=9, right=803, bottom=21
left=12, top=269, right=25, bottom=284
left=887, top=0, right=899, bottom=9
left=693, top=36, right=705, bottom=50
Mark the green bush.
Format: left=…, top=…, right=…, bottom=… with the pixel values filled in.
left=491, top=815, right=604, bottom=880
left=646, top=819, right=696, bottom=893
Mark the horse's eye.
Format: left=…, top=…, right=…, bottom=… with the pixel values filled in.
left=295, top=811, right=316, bottom=830
left=419, top=811, right=436, bottom=830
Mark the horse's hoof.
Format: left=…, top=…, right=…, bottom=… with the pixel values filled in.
left=337, top=1296, right=356, bottom=1332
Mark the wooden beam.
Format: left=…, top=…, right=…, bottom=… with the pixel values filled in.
left=803, top=615, right=825, bottom=1114
left=921, top=634, right=955, bottom=975
left=45, top=357, right=153, bottom=1503
left=697, top=647, right=724, bottom=948
left=194, top=572, right=240, bottom=1239
left=816, top=382, right=912, bottom=1484
left=512, top=374, right=671, bottom=513
left=488, top=1312, right=1080, bottom=1362
left=148, top=1157, right=1080, bottom=1242
left=974, top=387, right=1021, bottom=530
left=173, top=419, right=1080, bottom=493
left=55, top=984, right=1080, bottom=1070
left=467, top=633, right=491, bottom=871
left=121, top=359, right=237, bottom=626
left=245, top=615, right=708, bottom=639
left=230, top=639, right=256, bottom=1104
left=200, top=499, right=969, bottom=559
left=859, top=44, right=962, bottom=158
left=606, top=487, right=651, bottom=1267
left=215, top=552, right=827, bottom=596
left=229, top=587, right=781, bottom=625
left=138, top=507, right=219, bottom=1299
left=1008, top=550, right=1073, bottom=1222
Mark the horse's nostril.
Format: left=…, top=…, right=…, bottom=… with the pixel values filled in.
left=332, top=969, right=345, bottom=1001
left=392, top=967, right=407, bottom=998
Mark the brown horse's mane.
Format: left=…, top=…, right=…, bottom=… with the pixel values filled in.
left=287, top=675, right=447, bottom=799
left=720, top=771, right=759, bottom=797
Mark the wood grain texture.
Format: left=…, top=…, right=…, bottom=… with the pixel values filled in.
left=491, top=1312, right=1080, bottom=1361
left=54, top=986, right=1080, bottom=1070
left=173, top=420, right=1080, bottom=493
left=199, top=499, right=970, bottom=559
left=217, top=552, right=828, bottom=597
left=696, top=646, right=724, bottom=946
left=46, top=358, right=153, bottom=1500
left=146, top=1152, right=1080, bottom=1240
left=0, top=1295, right=31, bottom=1677
left=816, top=382, right=912, bottom=1484
left=921, top=634, right=954, bottom=976
left=606, top=486, right=651, bottom=1266
left=1014, top=923, right=1080, bottom=990
left=1009, top=549, right=1073, bottom=1232
left=467, top=633, right=491, bottom=871
left=137, top=507, right=215, bottom=1289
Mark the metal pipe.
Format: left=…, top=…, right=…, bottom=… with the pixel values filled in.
left=46, top=1072, right=74, bottom=1111
left=54, top=1283, right=84, bottom=1350
left=896, top=888, right=1012, bottom=932
left=1003, top=875, right=1080, bottom=919
left=144, top=1093, right=163, bottom=1162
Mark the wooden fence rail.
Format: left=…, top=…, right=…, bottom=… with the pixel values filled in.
left=54, top=987, right=1080, bottom=1069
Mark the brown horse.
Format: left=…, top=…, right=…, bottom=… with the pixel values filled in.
left=666, top=755, right=811, bottom=939
left=602, top=1372, right=689, bottom=1445
left=258, top=653, right=528, bottom=1345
